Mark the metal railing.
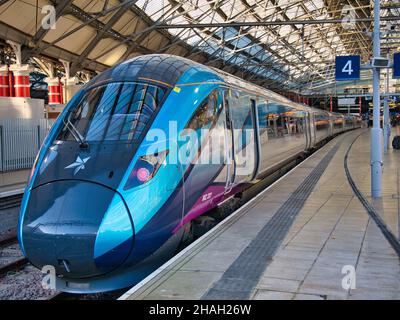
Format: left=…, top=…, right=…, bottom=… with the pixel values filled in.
left=0, top=119, right=55, bottom=172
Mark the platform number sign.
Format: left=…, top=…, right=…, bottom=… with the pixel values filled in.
left=393, top=53, right=400, bottom=79
left=335, top=55, right=360, bottom=81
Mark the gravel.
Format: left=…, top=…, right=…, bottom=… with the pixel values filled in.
left=0, top=265, right=57, bottom=300
left=0, top=238, right=57, bottom=300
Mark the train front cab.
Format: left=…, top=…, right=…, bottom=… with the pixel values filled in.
left=18, top=78, right=187, bottom=291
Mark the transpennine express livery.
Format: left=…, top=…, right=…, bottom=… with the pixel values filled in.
left=18, top=55, right=361, bottom=293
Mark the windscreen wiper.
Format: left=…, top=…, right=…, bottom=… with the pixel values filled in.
left=63, top=117, right=89, bottom=149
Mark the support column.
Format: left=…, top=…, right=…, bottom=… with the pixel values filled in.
left=61, top=76, right=78, bottom=104
left=371, top=0, right=383, bottom=198
left=9, top=64, right=31, bottom=98
left=60, top=59, right=80, bottom=104
left=0, top=65, right=9, bottom=97
left=383, top=66, right=390, bottom=154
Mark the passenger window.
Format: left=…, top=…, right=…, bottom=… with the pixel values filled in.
left=257, top=100, right=306, bottom=139
left=182, top=90, right=227, bottom=166
left=315, top=113, right=329, bottom=131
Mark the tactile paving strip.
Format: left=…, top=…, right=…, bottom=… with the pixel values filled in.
left=202, top=141, right=342, bottom=300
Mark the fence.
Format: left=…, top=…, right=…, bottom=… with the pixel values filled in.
left=0, top=119, right=55, bottom=172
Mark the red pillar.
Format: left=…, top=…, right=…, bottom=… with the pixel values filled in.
left=46, top=77, right=61, bottom=104
left=0, top=66, right=9, bottom=97
left=330, top=96, right=333, bottom=112
left=13, top=71, right=30, bottom=97
left=9, top=65, right=30, bottom=97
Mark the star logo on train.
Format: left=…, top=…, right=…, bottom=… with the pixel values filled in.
left=65, top=156, right=91, bottom=175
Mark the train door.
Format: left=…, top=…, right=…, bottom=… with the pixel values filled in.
left=250, top=98, right=261, bottom=179
left=304, top=112, right=310, bottom=150
left=223, top=90, right=235, bottom=194
left=226, top=90, right=259, bottom=184
left=306, top=111, right=315, bottom=148
left=312, top=112, right=318, bottom=145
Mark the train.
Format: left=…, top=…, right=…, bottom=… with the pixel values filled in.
left=18, top=54, right=361, bottom=293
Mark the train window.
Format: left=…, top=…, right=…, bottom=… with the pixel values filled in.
left=56, top=82, right=166, bottom=142
left=256, top=99, right=308, bottom=174
left=185, top=90, right=220, bottom=132
left=333, top=115, right=344, bottom=129
left=258, top=100, right=305, bottom=139
left=314, top=112, right=329, bottom=132
left=257, top=100, right=269, bottom=133
left=183, top=90, right=227, bottom=165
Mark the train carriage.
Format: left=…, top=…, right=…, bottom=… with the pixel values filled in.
left=18, top=54, right=360, bottom=293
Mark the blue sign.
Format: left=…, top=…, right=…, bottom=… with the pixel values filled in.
left=335, top=55, right=360, bottom=81
left=393, top=52, right=400, bottom=79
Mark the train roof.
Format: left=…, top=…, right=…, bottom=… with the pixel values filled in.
left=85, top=54, right=353, bottom=119
left=86, top=54, right=197, bottom=90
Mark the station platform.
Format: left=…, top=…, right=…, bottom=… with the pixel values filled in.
left=119, top=128, right=400, bottom=300
left=0, top=169, right=29, bottom=198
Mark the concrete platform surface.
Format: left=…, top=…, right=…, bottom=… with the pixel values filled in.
left=0, top=169, right=29, bottom=197
left=119, top=129, right=400, bottom=300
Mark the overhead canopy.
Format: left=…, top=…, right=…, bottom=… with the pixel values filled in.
left=0, top=0, right=399, bottom=93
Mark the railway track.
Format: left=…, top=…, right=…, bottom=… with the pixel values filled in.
left=0, top=257, right=28, bottom=277
left=0, top=193, right=23, bottom=210
left=0, top=192, right=25, bottom=276
left=0, top=232, right=17, bottom=247
left=0, top=237, right=28, bottom=277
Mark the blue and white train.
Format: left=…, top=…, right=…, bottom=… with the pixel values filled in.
left=18, top=55, right=361, bottom=292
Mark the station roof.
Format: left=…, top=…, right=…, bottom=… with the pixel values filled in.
left=0, top=0, right=399, bottom=94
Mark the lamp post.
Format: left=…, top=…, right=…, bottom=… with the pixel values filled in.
left=370, top=0, right=383, bottom=198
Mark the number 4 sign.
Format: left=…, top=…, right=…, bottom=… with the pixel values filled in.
left=335, top=55, right=361, bottom=81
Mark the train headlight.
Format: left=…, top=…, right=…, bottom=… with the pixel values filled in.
left=124, top=150, right=169, bottom=190
left=137, top=167, right=151, bottom=182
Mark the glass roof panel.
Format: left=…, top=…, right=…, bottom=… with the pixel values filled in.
left=132, top=0, right=398, bottom=92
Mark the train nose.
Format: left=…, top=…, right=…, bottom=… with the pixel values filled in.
left=21, top=181, right=134, bottom=278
